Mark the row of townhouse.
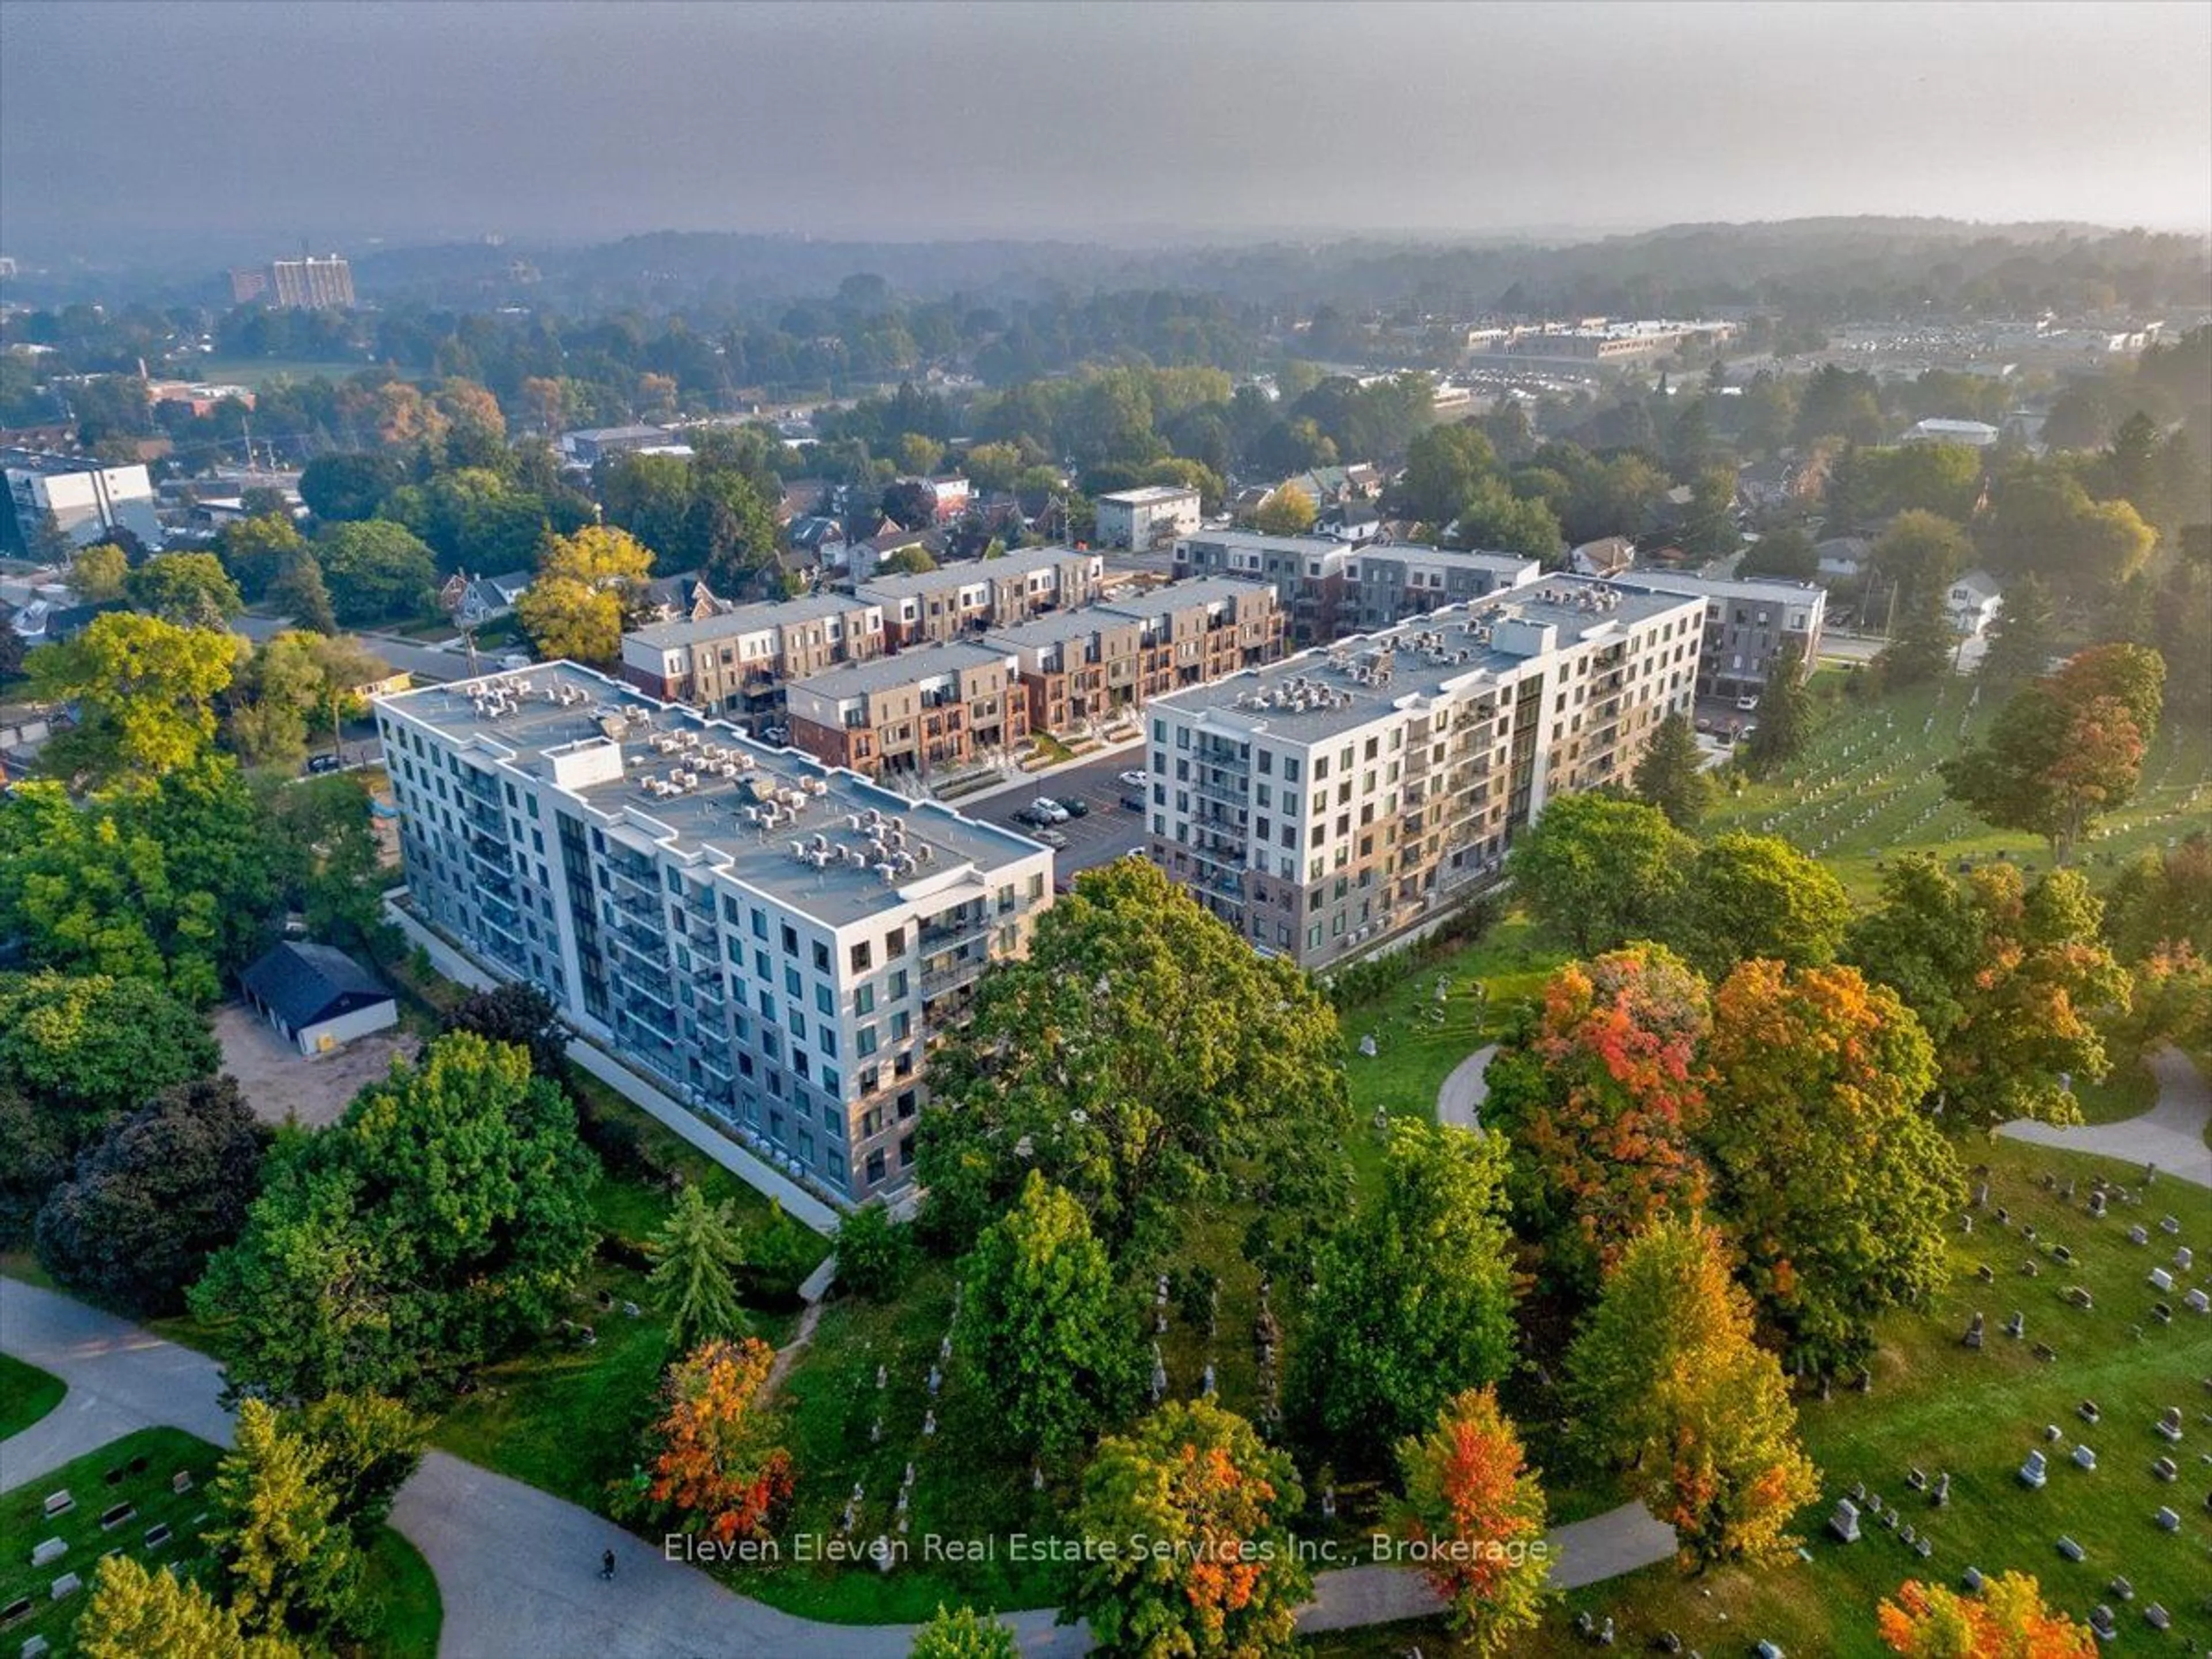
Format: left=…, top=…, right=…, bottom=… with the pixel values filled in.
left=856, top=544, right=1104, bottom=647
left=373, top=664, right=1054, bottom=1205
left=621, top=591, right=889, bottom=715
left=1143, top=575, right=1708, bottom=969
left=1172, top=531, right=1539, bottom=646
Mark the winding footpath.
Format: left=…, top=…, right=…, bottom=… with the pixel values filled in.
left=1997, top=1044, right=2212, bottom=1190
left=1436, top=1041, right=1498, bottom=1134
left=1, top=1274, right=1672, bottom=1656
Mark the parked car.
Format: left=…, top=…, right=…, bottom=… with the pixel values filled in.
left=305, top=753, right=343, bottom=775
left=1119, top=792, right=1146, bottom=812
left=1035, top=828, right=1069, bottom=850
left=1118, top=769, right=1148, bottom=787
left=760, top=724, right=790, bottom=745
left=1057, top=796, right=1090, bottom=818
left=1734, top=694, right=1760, bottom=713
left=1028, top=798, right=1070, bottom=823
left=1013, top=808, right=1050, bottom=828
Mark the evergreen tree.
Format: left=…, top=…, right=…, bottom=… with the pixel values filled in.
left=646, top=1181, right=753, bottom=1353
left=1874, top=577, right=1957, bottom=688
left=1743, top=639, right=1812, bottom=776
left=1631, top=711, right=1714, bottom=830
left=268, top=551, right=338, bottom=636
left=1977, top=571, right=2055, bottom=687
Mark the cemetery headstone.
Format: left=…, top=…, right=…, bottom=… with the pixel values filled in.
left=2019, top=1451, right=2048, bottom=1489
left=47, top=1575, right=78, bottom=1602
left=2071, top=1444, right=2096, bottom=1471
left=39, top=1493, right=70, bottom=1520
left=2055, top=1536, right=2084, bottom=1561
left=1828, top=1498, right=1861, bottom=1542
left=2152, top=1506, right=2179, bottom=1532
left=28, top=1541, right=65, bottom=1569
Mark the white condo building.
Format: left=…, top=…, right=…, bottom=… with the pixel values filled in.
left=374, top=663, right=1054, bottom=1204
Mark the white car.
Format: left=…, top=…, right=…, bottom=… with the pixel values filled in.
left=1028, top=798, right=1070, bottom=824
left=1118, top=769, right=1148, bottom=788
left=1734, top=694, right=1760, bottom=713
left=1035, top=828, right=1069, bottom=850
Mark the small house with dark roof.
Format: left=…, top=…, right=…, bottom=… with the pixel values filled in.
left=237, top=941, right=397, bottom=1056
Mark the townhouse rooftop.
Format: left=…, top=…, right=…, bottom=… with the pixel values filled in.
left=378, top=662, right=1041, bottom=929
left=855, top=543, right=1093, bottom=603
left=1155, top=577, right=1694, bottom=740
left=786, top=638, right=1016, bottom=702
left=625, top=590, right=876, bottom=651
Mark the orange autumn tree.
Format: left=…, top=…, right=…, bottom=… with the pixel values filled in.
left=1483, top=945, right=1713, bottom=1293
left=1565, top=1214, right=1817, bottom=1571
left=1877, top=1572, right=2096, bottom=1657
left=1067, top=1399, right=1310, bottom=1657
left=1391, top=1387, right=1551, bottom=1654
left=642, top=1336, right=793, bottom=1543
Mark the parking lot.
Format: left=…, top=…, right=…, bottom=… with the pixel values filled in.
left=961, top=750, right=1152, bottom=878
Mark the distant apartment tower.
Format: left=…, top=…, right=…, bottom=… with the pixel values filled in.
left=374, top=662, right=1054, bottom=1203
left=269, top=254, right=355, bottom=310
left=1143, top=577, right=1705, bottom=968
left=1096, top=484, right=1202, bottom=550
left=1, top=450, right=164, bottom=552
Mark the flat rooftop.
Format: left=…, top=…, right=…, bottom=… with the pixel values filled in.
left=788, top=638, right=1015, bottom=702
left=1620, top=570, right=1825, bottom=606
left=1154, top=577, right=1696, bottom=741
left=1099, top=484, right=1199, bottom=505
left=626, top=590, right=877, bottom=651
left=1354, top=545, right=1537, bottom=573
left=378, top=662, right=1042, bottom=929
left=856, top=544, right=1091, bottom=603
left=1098, top=575, right=1277, bottom=621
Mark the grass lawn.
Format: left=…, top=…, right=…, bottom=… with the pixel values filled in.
left=429, top=1073, right=827, bottom=1511
left=0, top=1425, right=437, bottom=1659
left=1705, top=677, right=2212, bottom=903
left=187, top=357, right=380, bottom=388
left=1305, top=1137, right=2212, bottom=1656
left=2071, top=1054, right=2160, bottom=1126
left=0, top=1353, right=65, bottom=1439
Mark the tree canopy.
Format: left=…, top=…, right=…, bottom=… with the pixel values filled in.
left=515, top=524, right=654, bottom=664
left=28, top=611, right=237, bottom=783
left=1504, top=793, right=1693, bottom=955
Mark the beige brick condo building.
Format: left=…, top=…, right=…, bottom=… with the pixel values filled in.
left=1143, top=576, right=1705, bottom=968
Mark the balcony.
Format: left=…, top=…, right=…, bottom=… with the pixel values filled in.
left=605, top=857, right=661, bottom=905
left=921, top=947, right=994, bottom=998
left=918, top=908, right=991, bottom=953
left=605, top=928, right=670, bottom=980
left=466, top=835, right=513, bottom=880
left=1193, top=774, right=1249, bottom=808
left=463, top=798, right=504, bottom=836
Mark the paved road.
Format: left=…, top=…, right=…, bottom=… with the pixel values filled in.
left=960, top=750, right=1153, bottom=878
left=1436, top=1043, right=1497, bottom=1134
left=1999, top=1044, right=2212, bottom=1190
left=3, top=1277, right=1676, bottom=1657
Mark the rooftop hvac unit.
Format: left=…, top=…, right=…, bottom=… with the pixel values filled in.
left=789, top=840, right=808, bottom=860
left=874, top=862, right=898, bottom=884
left=846, top=813, right=865, bottom=831
left=916, top=843, right=934, bottom=863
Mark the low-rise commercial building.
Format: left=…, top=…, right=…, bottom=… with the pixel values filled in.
left=374, top=663, right=1053, bottom=1203
left=1144, top=577, right=1705, bottom=968
left=622, top=593, right=888, bottom=713
left=855, top=546, right=1103, bottom=647
left=1096, top=484, right=1202, bottom=550
left=783, top=641, right=1028, bottom=779
left=2, top=451, right=164, bottom=552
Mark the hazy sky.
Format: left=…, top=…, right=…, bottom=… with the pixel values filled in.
left=3, top=0, right=2208, bottom=256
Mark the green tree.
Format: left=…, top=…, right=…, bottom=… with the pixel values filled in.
left=1846, top=855, right=2131, bottom=1126
left=75, top=1555, right=304, bottom=1659
left=67, top=540, right=130, bottom=602
left=300, top=452, right=404, bottom=522
left=316, top=519, right=437, bottom=626
left=647, top=1181, right=753, bottom=1353
left=1742, top=639, right=1812, bottom=776
left=1700, top=960, right=1961, bottom=1369
left=124, top=551, right=245, bottom=628
left=1630, top=711, right=1713, bottom=830
left=1944, top=644, right=2164, bottom=863
left=192, top=1031, right=600, bottom=1399
left=218, top=513, right=310, bottom=602
left=1868, top=510, right=1971, bottom=606
left=1874, top=577, right=1958, bottom=688
left=1977, top=570, right=2055, bottom=688
left=1505, top=793, right=1695, bottom=955
left=1565, top=1214, right=1818, bottom=1570
left=1391, top=1388, right=1552, bottom=1654
left=959, top=1171, right=1142, bottom=1461
left=207, top=1398, right=363, bottom=1641
left=0, top=971, right=219, bottom=1118
left=1296, top=1120, right=1517, bottom=1468
left=27, top=611, right=237, bottom=782
left=1401, top=424, right=1499, bottom=525
left=291, top=1389, right=430, bottom=1537
left=516, top=524, right=653, bottom=664
left=1066, top=1400, right=1311, bottom=1658
left=910, top=1605, right=1021, bottom=1659
left=876, top=545, right=939, bottom=575
left=268, top=550, right=338, bottom=634
left=1482, top=946, right=1713, bottom=1295
left=1736, top=527, right=1817, bottom=581
left=1253, top=483, right=1317, bottom=535
left=834, top=1200, right=912, bottom=1301
left=1675, top=832, right=1853, bottom=979
left=440, top=980, right=569, bottom=1080
left=35, top=1075, right=268, bottom=1314
left=919, top=861, right=1349, bottom=1262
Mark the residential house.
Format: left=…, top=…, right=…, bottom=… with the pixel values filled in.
left=1569, top=536, right=1637, bottom=578
left=1947, top=570, right=2004, bottom=636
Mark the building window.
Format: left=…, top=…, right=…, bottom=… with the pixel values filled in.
left=850, top=940, right=873, bottom=974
